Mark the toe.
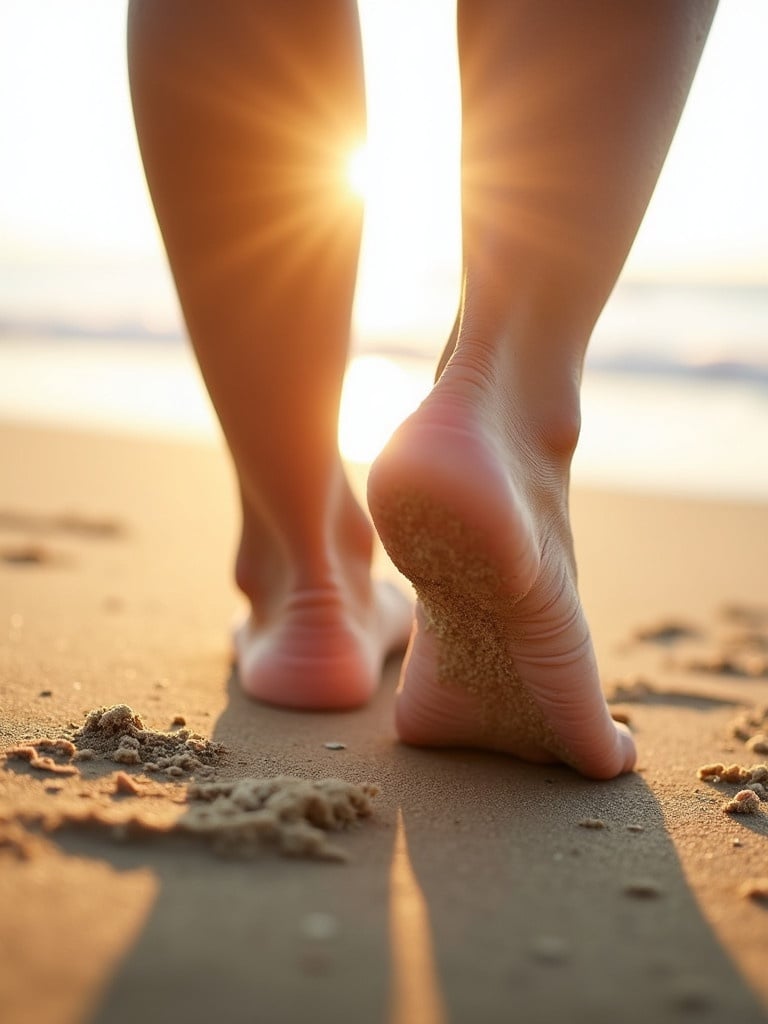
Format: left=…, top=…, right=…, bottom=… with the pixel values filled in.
left=575, top=720, right=637, bottom=780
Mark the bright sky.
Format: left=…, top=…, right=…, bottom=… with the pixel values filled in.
left=0, top=1, right=766, bottom=332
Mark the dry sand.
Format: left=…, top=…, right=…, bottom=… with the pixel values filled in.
left=1, top=421, right=768, bottom=1024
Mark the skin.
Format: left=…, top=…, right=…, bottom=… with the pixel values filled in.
left=128, top=0, right=718, bottom=776
left=128, top=0, right=412, bottom=710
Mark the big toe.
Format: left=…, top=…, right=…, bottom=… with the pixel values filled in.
left=573, top=721, right=637, bottom=780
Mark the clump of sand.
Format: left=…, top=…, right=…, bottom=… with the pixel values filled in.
left=3, top=706, right=380, bottom=861
left=696, top=762, right=767, bottom=785
left=72, top=704, right=223, bottom=778
left=696, top=762, right=767, bottom=817
left=5, top=775, right=379, bottom=863
left=5, top=741, right=78, bottom=776
left=4, top=704, right=223, bottom=780
left=722, top=790, right=761, bottom=815
left=181, top=776, right=379, bottom=861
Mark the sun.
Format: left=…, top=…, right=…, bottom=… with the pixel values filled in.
left=338, top=355, right=431, bottom=463
left=346, top=145, right=370, bottom=199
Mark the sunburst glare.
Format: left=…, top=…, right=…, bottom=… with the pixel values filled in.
left=338, top=355, right=431, bottom=463
left=346, top=145, right=369, bottom=199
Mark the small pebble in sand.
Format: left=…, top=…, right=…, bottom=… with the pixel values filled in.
left=300, top=912, right=339, bottom=941
left=723, top=790, right=761, bottom=815
left=732, top=838, right=744, bottom=848
left=171, top=715, right=186, bottom=727
left=114, top=771, right=142, bottom=796
left=626, top=824, right=645, bottom=833
left=529, top=936, right=569, bottom=964
left=73, top=749, right=96, bottom=762
left=578, top=818, right=606, bottom=830
left=39, top=690, right=53, bottom=698
left=323, top=741, right=346, bottom=751
left=623, top=880, right=662, bottom=899
left=738, top=879, right=768, bottom=904
left=745, top=782, right=766, bottom=800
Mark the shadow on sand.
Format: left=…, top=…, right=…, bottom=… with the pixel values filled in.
left=46, top=660, right=767, bottom=1024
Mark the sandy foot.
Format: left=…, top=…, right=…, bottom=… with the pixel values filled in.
left=235, top=579, right=412, bottom=710
left=368, top=360, right=636, bottom=779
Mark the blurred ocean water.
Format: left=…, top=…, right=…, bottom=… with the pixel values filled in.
left=1, top=280, right=766, bottom=501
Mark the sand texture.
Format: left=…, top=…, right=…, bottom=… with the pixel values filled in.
left=1, top=422, right=768, bottom=1024
left=1, top=701, right=378, bottom=862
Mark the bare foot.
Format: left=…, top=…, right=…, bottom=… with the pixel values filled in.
left=234, top=489, right=412, bottom=710
left=367, top=352, right=636, bottom=779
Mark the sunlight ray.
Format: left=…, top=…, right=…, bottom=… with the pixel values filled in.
left=388, top=810, right=447, bottom=1024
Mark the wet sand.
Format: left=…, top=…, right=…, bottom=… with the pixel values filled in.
left=1, top=420, right=767, bottom=1024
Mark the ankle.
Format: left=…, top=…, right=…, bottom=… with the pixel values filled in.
left=235, top=483, right=376, bottom=611
left=447, top=334, right=582, bottom=465
left=235, top=517, right=289, bottom=611
left=531, top=392, right=581, bottom=463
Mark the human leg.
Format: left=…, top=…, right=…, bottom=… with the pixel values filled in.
left=128, top=0, right=411, bottom=708
left=369, top=0, right=718, bottom=776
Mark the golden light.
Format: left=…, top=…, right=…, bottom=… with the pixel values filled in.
left=388, top=809, right=447, bottom=1024
left=351, top=1, right=463, bottom=342
left=347, top=145, right=370, bottom=199
left=338, top=354, right=431, bottom=463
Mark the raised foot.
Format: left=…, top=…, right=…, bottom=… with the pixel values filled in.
left=235, top=581, right=412, bottom=710
left=367, top=389, right=636, bottom=780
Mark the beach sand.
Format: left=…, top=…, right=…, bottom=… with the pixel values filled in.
left=1, top=420, right=767, bottom=1024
